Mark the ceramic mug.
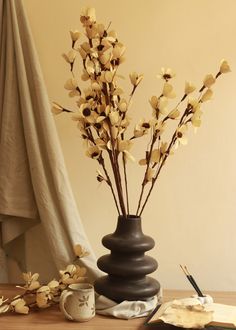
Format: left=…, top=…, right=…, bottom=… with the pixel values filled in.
left=60, top=283, right=95, bottom=322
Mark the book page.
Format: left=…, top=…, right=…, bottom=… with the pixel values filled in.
left=149, top=298, right=207, bottom=323
left=148, top=299, right=236, bottom=328
left=205, top=303, right=236, bottom=326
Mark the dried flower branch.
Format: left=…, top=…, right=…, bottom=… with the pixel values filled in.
left=0, top=245, right=89, bottom=315
left=53, top=7, right=230, bottom=218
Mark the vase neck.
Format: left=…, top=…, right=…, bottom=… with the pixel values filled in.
left=115, top=215, right=143, bottom=236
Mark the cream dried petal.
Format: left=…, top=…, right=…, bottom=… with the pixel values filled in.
left=188, top=97, right=199, bottom=110
left=157, top=67, right=176, bottom=81
left=86, top=60, right=95, bottom=74
left=87, top=7, right=96, bottom=21
left=163, top=82, right=176, bottom=99
left=118, top=100, right=127, bottom=112
left=191, top=110, right=203, bottom=127
left=0, top=296, right=8, bottom=306
left=168, top=109, right=180, bottom=119
left=22, top=272, right=31, bottom=282
left=118, top=140, right=131, bottom=152
left=51, top=105, right=63, bottom=115
left=70, top=30, right=81, bottom=42
left=220, top=59, right=231, bottom=73
left=159, top=96, right=168, bottom=110
left=64, top=78, right=78, bottom=90
left=31, top=273, right=40, bottom=282
left=111, top=126, right=118, bottom=139
left=62, top=49, right=77, bottom=63
left=78, top=47, right=87, bottom=59
left=81, top=70, right=90, bottom=81
left=28, top=281, right=40, bottom=291
left=100, top=52, right=111, bottom=65
left=94, top=139, right=106, bottom=149
left=77, top=267, right=87, bottom=277
left=91, top=82, right=101, bottom=91
left=129, top=72, right=143, bottom=86
left=151, top=149, right=160, bottom=163
left=14, top=299, right=29, bottom=314
left=201, top=89, right=213, bottom=102
left=134, top=129, right=144, bottom=138
left=73, top=244, right=83, bottom=257
left=37, top=286, right=50, bottom=294
left=146, top=168, right=155, bottom=182
left=36, top=292, right=49, bottom=308
left=11, top=298, right=21, bottom=307
left=86, top=146, right=101, bottom=159
left=102, top=121, right=109, bottom=133
left=86, top=26, right=97, bottom=38
left=108, top=30, right=117, bottom=39
left=105, top=71, right=114, bottom=83
left=113, top=44, right=125, bottom=58
left=139, top=159, right=147, bottom=166
left=185, top=81, right=196, bottom=95
left=203, top=74, right=215, bottom=88
left=109, top=111, right=120, bottom=125
left=97, top=23, right=105, bottom=36
left=106, top=141, right=112, bottom=150
left=0, top=304, right=9, bottom=313
left=48, top=280, right=59, bottom=289
left=150, top=96, right=158, bottom=109
left=15, top=305, right=29, bottom=314
left=113, top=88, right=124, bottom=95
left=160, top=142, right=168, bottom=154
left=95, top=115, right=105, bottom=122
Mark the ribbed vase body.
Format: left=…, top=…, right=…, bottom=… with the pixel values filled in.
left=94, top=215, right=160, bottom=302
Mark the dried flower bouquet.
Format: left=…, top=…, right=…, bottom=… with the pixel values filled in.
left=53, top=7, right=230, bottom=218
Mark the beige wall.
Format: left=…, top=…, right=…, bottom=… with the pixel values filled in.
left=23, top=0, right=236, bottom=291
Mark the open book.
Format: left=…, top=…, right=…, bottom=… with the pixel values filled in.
left=146, top=298, right=236, bottom=329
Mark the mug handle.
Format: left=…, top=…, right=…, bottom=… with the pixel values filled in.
left=59, top=290, right=74, bottom=321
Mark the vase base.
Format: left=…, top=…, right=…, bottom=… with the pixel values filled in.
left=94, top=275, right=160, bottom=303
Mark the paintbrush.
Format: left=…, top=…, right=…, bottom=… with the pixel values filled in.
left=180, top=265, right=204, bottom=297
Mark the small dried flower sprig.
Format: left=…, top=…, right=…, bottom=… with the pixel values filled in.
left=0, top=245, right=88, bottom=315
left=53, top=7, right=230, bottom=218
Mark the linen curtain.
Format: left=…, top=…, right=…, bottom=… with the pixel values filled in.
left=0, top=0, right=101, bottom=282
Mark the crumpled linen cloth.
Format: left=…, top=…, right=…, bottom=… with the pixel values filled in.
left=95, top=291, right=162, bottom=319
left=0, top=0, right=102, bottom=282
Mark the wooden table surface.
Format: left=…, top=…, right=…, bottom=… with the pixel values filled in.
left=0, top=284, right=236, bottom=330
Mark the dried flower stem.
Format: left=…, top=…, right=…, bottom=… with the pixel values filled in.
left=136, top=130, right=158, bottom=215
left=107, top=129, right=126, bottom=216
left=122, top=152, right=130, bottom=214
left=99, top=156, right=121, bottom=214
left=103, top=83, right=127, bottom=216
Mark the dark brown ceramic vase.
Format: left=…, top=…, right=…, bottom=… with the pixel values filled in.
left=94, top=215, right=160, bottom=302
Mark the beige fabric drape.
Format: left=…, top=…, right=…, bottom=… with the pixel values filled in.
left=0, top=0, right=102, bottom=282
